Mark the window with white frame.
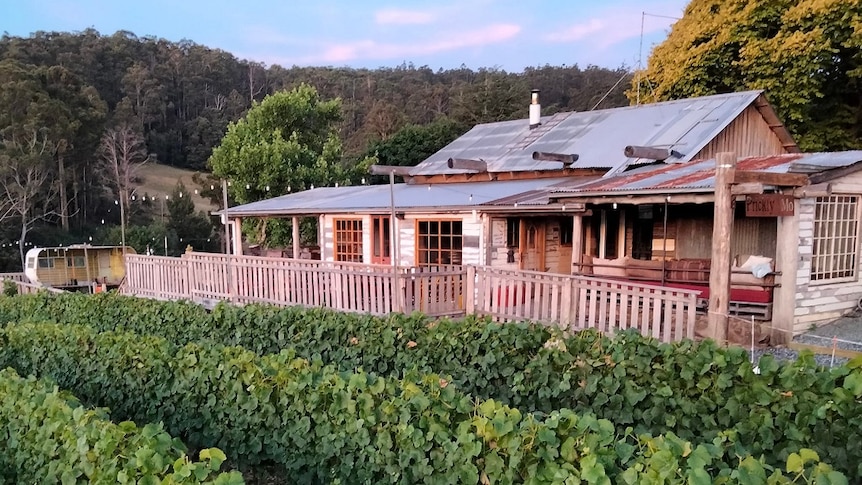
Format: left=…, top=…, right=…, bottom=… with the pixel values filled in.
left=811, top=195, right=860, bottom=282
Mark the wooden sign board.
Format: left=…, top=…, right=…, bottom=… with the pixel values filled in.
left=745, top=194, right=794, bottom=217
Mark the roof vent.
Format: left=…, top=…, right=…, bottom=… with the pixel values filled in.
left=529, top=89, right=541, bottom=129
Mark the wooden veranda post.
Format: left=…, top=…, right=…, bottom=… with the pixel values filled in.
left=570, top=214, right=584, bottom=273
left=389, top=170, right=403, bottom=313
left=292, top=216, right=300, bottom=259
left=708, top=152, right=736, bottom=344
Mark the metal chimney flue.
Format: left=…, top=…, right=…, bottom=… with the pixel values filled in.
left=529, top=89, right=541, bottom=129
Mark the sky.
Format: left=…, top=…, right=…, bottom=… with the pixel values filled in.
left=3, top=0, right=689, bottom=72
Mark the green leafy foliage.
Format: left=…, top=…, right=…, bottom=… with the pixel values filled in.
left=208, top=84, right=354, bottom=204
left=633, top=0, right=862, bottom=151
left=2, top=293, right=861, bottom=479
left=207, top=84, right=366, bottom=247
left=0, top=367, right=243, bottom=484
left=363, top=117, right=467, bottom=183
left=0, top=321, right=846, bottom=484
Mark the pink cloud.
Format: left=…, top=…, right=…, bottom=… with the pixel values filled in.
left=375, top=8, right=437, bottom=25
left=294, top=23, right=521, bottom=64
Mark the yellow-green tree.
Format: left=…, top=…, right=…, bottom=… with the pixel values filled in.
left=633, top=0, right=862, bottom=151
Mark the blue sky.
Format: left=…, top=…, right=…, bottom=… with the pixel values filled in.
left=3, top=0, right=688, bottom=71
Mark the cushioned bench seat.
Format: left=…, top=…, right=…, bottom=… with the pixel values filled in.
left=664, top=282, right=773, bottom=304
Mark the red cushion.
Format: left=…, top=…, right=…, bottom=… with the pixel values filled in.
left=664, top=282, right=772, bottom=303
left=729, top=287, right=773, bottom=303
left=600, top=279, right=773, bottom=304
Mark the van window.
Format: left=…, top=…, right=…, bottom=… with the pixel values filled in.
left=38, top=258, right=54, bottom=269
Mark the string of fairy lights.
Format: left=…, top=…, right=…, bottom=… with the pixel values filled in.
left=0, top=177, right=376, bottom=252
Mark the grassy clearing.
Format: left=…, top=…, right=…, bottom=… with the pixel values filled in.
left=136, top=163, right=217, bottom=214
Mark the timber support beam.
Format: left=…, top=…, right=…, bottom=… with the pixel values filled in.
left=708, top=152, right=736, bottom=345
left=733, top=171, right=809, bottom=187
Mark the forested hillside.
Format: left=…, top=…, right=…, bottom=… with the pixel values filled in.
left=0, top=29, right=630, bottom=269
left=0, top=29, right=630, bottom=170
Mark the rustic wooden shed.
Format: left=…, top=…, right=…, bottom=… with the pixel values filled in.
left=550, top=151, right=862, bottom=337
left=222, top=90, right=797, bottom=276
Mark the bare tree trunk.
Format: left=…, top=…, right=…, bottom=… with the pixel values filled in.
left=58, top=155, right=69, bottom=230
left=19, top=215, right=28, bottom=270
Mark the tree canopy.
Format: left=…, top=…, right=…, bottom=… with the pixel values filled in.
left=633, top=0, right=862, bottom=151
left=208, top=84, right=356, bottom=204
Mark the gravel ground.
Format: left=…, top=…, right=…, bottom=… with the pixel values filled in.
left=747, top=313, right=862, bottom=368
left=750, top=346, right=849, bottom=368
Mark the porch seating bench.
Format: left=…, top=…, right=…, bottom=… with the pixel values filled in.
left=582, top=255, right=776, bottom=321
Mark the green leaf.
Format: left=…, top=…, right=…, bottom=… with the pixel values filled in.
left=787, top=453, right=804, bottom=474
left=843, top=372, right=862, bottom=396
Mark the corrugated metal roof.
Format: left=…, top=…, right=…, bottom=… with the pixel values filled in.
left=552, top=151, right=862, bottom=196
left=410, top=90, right=779, bottom=176
left=788, top=151, right=862, bottom=173
left=224, top=177, right=579, bottom=217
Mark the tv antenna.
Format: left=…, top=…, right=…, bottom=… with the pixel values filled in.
left=636, top=11, right=682, bottom=106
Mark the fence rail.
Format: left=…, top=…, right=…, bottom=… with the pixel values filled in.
left=122, top=252, right=698, bottom=342
left=468, top=266, right=696, bottom=342
left=124, top=253, right=467, bottom=317
left=0, top=277, right=65, bottom=296
left=0, top=272, right=27, bottom=283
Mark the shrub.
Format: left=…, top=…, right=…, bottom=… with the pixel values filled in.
left=0, top=321, right=852, bottom=484
left=0, top=367, right=243, bottom=484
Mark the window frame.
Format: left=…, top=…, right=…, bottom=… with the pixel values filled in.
left=333, top=218, right=364, bottom=263
left=810, top=195, right=861, bottom=285
left=415, top=219, right=463, bottom=266
left=506, top=217, right=520, bottom=248
left=559, top=217, right=574, bottom=246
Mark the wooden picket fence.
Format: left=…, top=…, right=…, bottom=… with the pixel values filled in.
left=121, top=252, right=698, bottom=342
left=466, top=266, right=697, bottom=342
left=124, top=252, right=466, bottom=317
left=0, top=272, right=27, bottom=283
left=0, top=273, right=65, bottom=296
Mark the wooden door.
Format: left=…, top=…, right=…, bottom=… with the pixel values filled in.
left=371, top=216, right=391, bottom=264
left=520, top=220, right=546, bottom=272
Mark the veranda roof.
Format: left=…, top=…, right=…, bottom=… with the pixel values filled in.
left=551, top=151, right=862, bottom=198
left=223, top=177, right=589, bottom=217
